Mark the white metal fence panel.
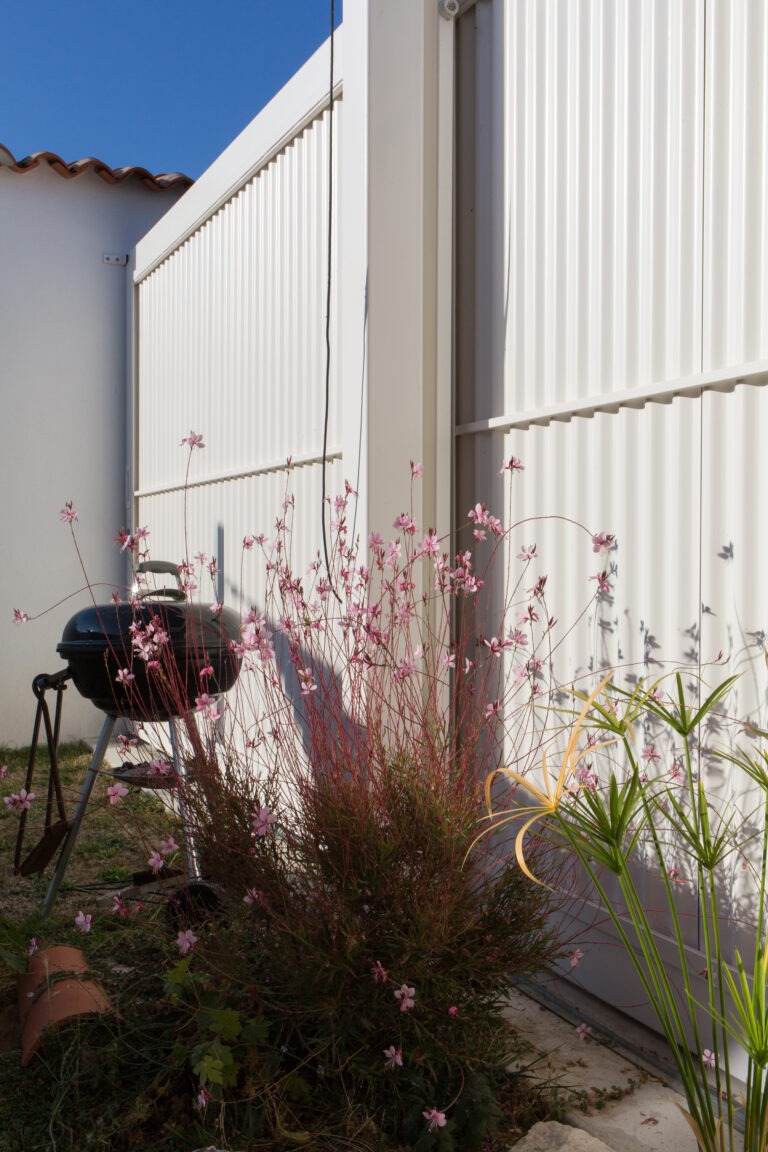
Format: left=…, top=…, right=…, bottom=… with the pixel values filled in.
left=703, top=0, right=768, bottom=370
left=136, top=102, right=341, bottom=500
left=493, top=0, right=704, bottom=417
left=455, top=0, right=768, bottom=1041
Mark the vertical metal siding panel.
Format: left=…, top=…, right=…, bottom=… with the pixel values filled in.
left=498, top=1, right=703, bottom=420
left=136, top=102, right=341, bottom=500
left=704, top=0, right=768, bottom=369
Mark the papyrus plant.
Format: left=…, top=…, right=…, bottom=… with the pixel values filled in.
left=486, top=669, right=768, bottom=1152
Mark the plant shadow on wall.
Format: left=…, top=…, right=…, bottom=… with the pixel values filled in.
left=3, top=444, right=625, bottom=1150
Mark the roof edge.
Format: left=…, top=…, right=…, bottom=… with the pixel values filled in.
left=0, top=143, right=193, bottom=192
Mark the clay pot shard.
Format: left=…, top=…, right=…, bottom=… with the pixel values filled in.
left=17, top=945, right=112, bottom=1067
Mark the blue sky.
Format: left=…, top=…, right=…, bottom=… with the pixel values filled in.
left=1, top=1, right=342, bottom=180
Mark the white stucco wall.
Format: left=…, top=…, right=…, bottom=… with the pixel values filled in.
left=0, top=165, right=188, bottom=745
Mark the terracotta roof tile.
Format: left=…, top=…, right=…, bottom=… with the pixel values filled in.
left=0, top=143, right=193, bottom=191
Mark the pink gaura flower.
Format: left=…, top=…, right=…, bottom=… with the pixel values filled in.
left=384, top=1045, right=403, bottom=1069
left=176, top=929, right=198, bottom=956
left=394, top=983, right=416, bottom=1012
left=160, top=836, right=179, bottom=855
left=484, top=701, right=500, bottom=720
left=569, top=949, right=584, bottom=968
left=395, top=648, right=422, bottom=680
left=410, top=460, right=423, bottom=477
left=181, top=430, right=205, bottom=449
left=112, top=894, right=129, bottom=918
left=27, top=938, right=39, bottom=955
left=591, top=531, right=615, bottom=553
left=507, top=628, right=529, bottom=647
left=75, top=911, right=92, bottom=934
left=642, top=744, right=662, bottom=764
left=420, top=531, right=441, bottom=557
left=298, top=668, right=317, bottom=696
left=252, top=806, right=277, bottom=836
left=517, top=544, right=537, bottom=561
left=148, top=759, right=172, bottom=777
left=107, top=782, right=129, bottom=805
left=60, top=502, right=78, bottom=525
left=484, top=636, right=507, bottom=658
left=703, top=1049, right=716, bottom=1070
left=243, top=888, right=261, bottom=905
left=115, top=668, right=134, bottom=684
left=448, top=1005, right=459, bottom=1018
left=4, top=789, right=35, bottom=812
left=576, top=1023, right=592, bottom=1040
left=575, top=766, right=598, bottom=792
left=148, top=850, right=164, bottom=873
left=13, top=609, right=29, bottom=624
left=668, top=867, right=684, bottom=884
left=591, top=570, right=612, bottom=593
left=393, top=512, right=417, bottom=535
left=209, top=600, right=223, bottom=616
left=423, top=1109, right=447, bottom=1132
left=384, top=540, right=402, bottom=568
left=195, top=693, right=214, bottom=711
left=371, top=960, right=388, bottom=984
left=0, top=765, right=7, bottom=780
left=500, top=455, right=525, bottom=474
left=196, top=1084, right=210, bottom=1109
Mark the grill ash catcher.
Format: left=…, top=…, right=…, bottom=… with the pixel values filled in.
left=19, top=561, right=242, bottom=914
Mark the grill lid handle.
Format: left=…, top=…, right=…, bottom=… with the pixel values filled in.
left=135, top=560, right=186, bottom=602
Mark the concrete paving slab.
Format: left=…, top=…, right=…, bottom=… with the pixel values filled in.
left=566, top=1080, right=695, bottom=1152
left=504, top=989, right=710, bottom=1152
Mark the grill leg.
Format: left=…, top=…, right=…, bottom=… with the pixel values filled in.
left=168, top=719, right=204, bottom=883
left=42, top=715, right=117, bottom=915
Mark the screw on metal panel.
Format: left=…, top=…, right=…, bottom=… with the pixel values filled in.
left=438, top=0, right=460, bottom=18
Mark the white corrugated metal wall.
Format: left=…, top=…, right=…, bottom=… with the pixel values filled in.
left=133, top=54, right=346, bottom=626
left=456, top=0, right=768, bottom=1030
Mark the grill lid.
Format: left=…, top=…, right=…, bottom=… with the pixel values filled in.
left=56, top=564, right=242, bottom=719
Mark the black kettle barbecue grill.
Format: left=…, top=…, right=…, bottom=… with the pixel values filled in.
left=23, top=561, right=242, bottom=913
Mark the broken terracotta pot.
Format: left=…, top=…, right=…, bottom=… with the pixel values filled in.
left=17, top=945, right=112, bottom=1067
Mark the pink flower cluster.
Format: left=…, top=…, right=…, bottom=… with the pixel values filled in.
left=129, top=614, right=169, bottom=663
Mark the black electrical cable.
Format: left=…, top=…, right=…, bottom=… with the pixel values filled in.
left=320, top=0, right=336, bottom=587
